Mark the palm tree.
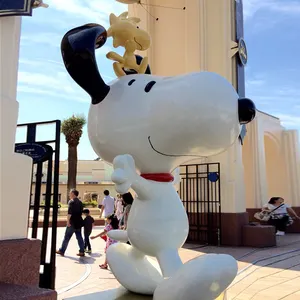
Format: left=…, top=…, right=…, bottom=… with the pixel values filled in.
left=61, top=115, right=86, bottom=201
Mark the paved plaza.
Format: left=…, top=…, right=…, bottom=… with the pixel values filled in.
left=32, top=227, right=300, bottom=300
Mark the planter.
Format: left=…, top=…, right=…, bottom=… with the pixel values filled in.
left=83, top=205, right=96, bottom=208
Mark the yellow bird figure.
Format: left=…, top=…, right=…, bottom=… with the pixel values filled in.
left=106, top=12, right=151, bottom=78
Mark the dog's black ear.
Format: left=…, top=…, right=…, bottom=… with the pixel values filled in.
left=238, top=98, right=256, bottom=124
left=61, top=24, right=110, bottom=105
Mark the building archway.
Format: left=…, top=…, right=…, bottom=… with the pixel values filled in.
left=264, top=133, right=288, bottom=201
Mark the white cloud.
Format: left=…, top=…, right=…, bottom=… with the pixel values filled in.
left=44, top=59, right=64, bottom=66
left=18, top=0, right=128, bottom=105
left=21, top=32, right=62, bottom=48
left=243, top=0, right=272, bottom=20
left=17, top=85, right=87, bottom=102
left=274, top=114, right=300, bottom=128
left=245, top=72, right=268, bottom=90
left=271, top=1, right=300, bottom=14
left=249, top=88, right=300, bottom=109
left=18, top=71, right=60, bottom=86
left=19, top=58, right=64, bottom=67
left=45, top=0, right=126, bottom=26
left=243, top=0, right=300, bottom=21
left=17, top=57, right=116, bottom=101
left=246, top=79, right=265, bottom=87
left=20, top=32, right=115, bottom=57
left=24, top=0, right=127, bottom=40
left=17, top=70, right=90, bottom=102
left=245, top=71, right=300, bottom=131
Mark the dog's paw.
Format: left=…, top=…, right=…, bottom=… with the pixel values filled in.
left=112, top=154, right=137, bottom=193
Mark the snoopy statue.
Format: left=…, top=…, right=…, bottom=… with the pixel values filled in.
left=61, top=22, right=256, bottom=300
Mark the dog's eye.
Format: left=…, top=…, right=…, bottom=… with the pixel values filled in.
left=128, top=79, right=136, bottom=86
left=137, top=26, right=139, bottom=29
left=144, top=81, right=156, bottom=93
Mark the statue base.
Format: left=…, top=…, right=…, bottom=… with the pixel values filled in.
left=64, top=287, right=226, bottom=300
left=65, top=287, right=152, bottom=300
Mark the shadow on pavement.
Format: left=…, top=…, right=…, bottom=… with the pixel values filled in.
left=64, top=287, right=152, bottom=300
left=183, top=234, right=300, bottom=270
left=63, top=254, right=97, bottom=264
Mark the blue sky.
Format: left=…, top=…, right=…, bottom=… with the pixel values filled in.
left=16, top=0, right=300, bottom=160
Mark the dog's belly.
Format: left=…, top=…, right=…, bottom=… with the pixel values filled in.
left=127, top=193, right=189, bottom=256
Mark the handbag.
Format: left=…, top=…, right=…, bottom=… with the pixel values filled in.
left=287, top=216, right=294, bottom=226
left=254, top=203, right=284, bottom=222
left=101, top=235, right=107, bottom=242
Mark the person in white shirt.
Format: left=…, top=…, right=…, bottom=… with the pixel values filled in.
left=263, top=197, right=300, bottom=236
left=99, top=190, right=115, bottom=219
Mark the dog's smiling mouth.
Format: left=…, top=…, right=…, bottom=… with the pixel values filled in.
left=148, top=136, right=203, bottom=158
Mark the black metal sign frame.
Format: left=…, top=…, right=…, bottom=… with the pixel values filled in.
left=0, top=0, right=33, bottom=17
left=16, top=120, right=61, bottom=290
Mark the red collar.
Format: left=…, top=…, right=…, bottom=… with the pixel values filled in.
left=140, top=173, right=174, bottom=182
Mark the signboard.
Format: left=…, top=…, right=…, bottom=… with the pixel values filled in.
left=238, top=38, right=248, bottom=66
left=15, top=143, right=52, bottom=164
left=0, top=0, right=33, bottom=17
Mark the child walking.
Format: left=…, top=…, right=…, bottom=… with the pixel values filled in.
left=91, top=214, right=119, bottom=269
left=83, top=209, right=95, bottom=253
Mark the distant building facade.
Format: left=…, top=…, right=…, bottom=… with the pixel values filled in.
left=32, top=159, right=115, bottom=203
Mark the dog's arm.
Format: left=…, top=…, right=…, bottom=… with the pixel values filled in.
left=131, top=174, right=152, bottom=200
left=112, top=154, right=151, bottom=200
left=172, top=167, right=181, bottom=192
left=107, top=230, right=128, bottom=243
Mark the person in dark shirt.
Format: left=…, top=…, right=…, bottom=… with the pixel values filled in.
left=83, top=209, right=95, bottom=253
left=56, top=189, right=85, bottom=257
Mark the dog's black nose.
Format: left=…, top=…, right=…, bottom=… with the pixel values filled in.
left=238, top=98, right=256, bottom=124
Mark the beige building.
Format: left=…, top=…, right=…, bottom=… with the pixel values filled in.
left=242, top=112, right=300, bottom=216
left=32, top=159, right=115, bottom=204
left=27, top=0, right=300, bottom=245
left=128, top=0, right=300, bottom=245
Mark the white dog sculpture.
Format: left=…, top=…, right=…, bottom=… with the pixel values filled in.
left=61, top=24, right=256, bottom=300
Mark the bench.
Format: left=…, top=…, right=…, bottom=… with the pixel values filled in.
left=242, top=224, right=276, bottom=247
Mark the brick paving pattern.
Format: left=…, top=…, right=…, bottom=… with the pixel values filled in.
left=32, top=228, right=300, bottom=299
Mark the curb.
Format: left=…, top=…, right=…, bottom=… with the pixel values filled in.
left=29, top=219, right=105, bottom=228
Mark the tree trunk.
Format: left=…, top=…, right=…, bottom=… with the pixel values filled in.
left=67, top=145, right=78, bottom=202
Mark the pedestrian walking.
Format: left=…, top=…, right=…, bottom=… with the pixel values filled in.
left=99, top=190, right=115, bottom=220
left=56, top=189, right=85, bottom=257
left=83, top=208, right=95, bottom=253
left=91, top=214, right=119, bottom=269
